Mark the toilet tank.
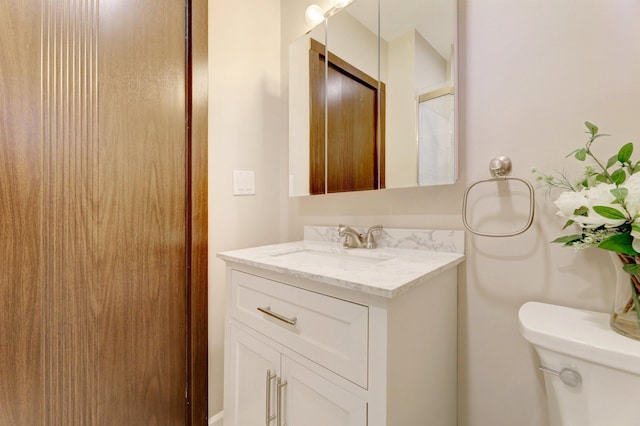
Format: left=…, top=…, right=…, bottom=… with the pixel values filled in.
left=519, top=302, right=640, bottom=426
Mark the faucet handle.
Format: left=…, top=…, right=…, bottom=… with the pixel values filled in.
left=364, top=225, right=383, bottom=249
left=338, top=224, right=365, bottom=248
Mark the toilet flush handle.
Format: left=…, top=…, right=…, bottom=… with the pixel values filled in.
left=539, top=366, right=582, bottom=388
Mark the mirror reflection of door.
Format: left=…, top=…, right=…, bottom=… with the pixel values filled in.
left=309, top=39, right=385, bottom=194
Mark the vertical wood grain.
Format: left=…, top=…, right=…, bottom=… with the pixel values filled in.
left=97, top=0, right=187, bottom=423
left=1, top=0, right=205, bottom=424
left=41, top=0, right=100, bottom=423
left=187, top=0, right=209, bottom=422
left=308, top=39, right=383, bottom=194
left=309, top=44, right=327, bottom=195
left=326, top=62, right=377, bottom=193
left=0, top=1, right=44, bottom=424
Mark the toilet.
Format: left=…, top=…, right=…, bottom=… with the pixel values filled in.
left=519, top=301, right=640, bottom=426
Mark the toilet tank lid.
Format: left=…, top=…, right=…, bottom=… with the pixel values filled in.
left=519, top=301, right=640, bottom=375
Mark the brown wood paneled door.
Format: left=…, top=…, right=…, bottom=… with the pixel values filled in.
left=308, top=39, right=385, bottom=195
left=326, top=61, right=377, bottom=193
left=0, top=0, right=207, bottom=424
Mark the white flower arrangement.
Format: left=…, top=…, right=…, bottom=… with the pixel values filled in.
left=535, top=122, right=640, bottom=336
left=535, top=122, right=640, bottom=262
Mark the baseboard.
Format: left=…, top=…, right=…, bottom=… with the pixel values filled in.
left=208, top=410, right=223, bottom=426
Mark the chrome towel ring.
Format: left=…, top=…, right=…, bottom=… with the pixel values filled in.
left=462, top=156, right=535, bottom=237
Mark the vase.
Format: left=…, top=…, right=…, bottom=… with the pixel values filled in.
left=610, top=253, right=640, bottom=340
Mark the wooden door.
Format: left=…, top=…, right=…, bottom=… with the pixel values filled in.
left=326, top=62, right=377, bottom=193
left=309, top=39, right=385, bottom=194
left=0, top=0, right=207, bottom=424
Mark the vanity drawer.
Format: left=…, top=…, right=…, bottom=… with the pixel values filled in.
left=229, top=269, right=369, bottom=388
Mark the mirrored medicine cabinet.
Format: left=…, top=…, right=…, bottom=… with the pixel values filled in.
left=288, top=0, right=458, bottom=197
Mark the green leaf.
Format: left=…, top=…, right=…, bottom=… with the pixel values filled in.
left=562, top=219, right=575, bottom=229
left=611, top=187, right=629, bottom=202
left=632, top=222, right=640, bottom=233
left=598, top=233, right=640, bottom=255
left=593, top=205, right=627, bottom=220
left=566, top=148, right=580, bottom=158
left=575, top=148, right=587, bottom=161
left=606, top=155, right=618, bottom=169
left=623, top=263, right=640, bottom=275
left=618, top=143, right=634, bottom=163
left=585, top=121, right=598, bottom=136
left=596, top=173, right=610, bottom=183
left=611, top=168, right=627, bottom=185
left=551, top=234, right=583, bottom=244
left=573, top=206, right=588, bottom=216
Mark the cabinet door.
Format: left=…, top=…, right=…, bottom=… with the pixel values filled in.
left=225, top=324, right=280, bottom=426
left=281, top=355, right=367, bottom=426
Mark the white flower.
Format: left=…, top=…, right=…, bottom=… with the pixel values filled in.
left=623, top=173, right=640, bottom=217
left=632, top=227, right=640, bottom=253
left=554, top=191, right=587, bottom=217
left=554, top=183, right=628, bottom=228
left=535, top=123, right=640, bottom=257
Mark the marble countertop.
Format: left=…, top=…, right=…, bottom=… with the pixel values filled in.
left=217, top=228, right=465, bottom=298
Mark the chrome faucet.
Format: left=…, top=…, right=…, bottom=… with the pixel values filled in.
left=338, top=224, right=383, bottom=249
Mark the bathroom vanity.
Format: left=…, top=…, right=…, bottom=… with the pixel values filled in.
left=218, top=226, right=464, bottom=426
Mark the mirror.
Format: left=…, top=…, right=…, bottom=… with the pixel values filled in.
left=288, top=0, right=457, bottom=196
left=381, top=0, right=457, bottom=188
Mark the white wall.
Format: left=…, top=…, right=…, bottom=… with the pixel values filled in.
left=386, top=31, right=419, bottom=187
left=456, top=2, right=640, bottom=423
left=210, top=0, right=640, bottom=423
left=208, top=0, right=283, bottom=415
left=283, top=0, right=640, bottom=425
left=328, top=10, right=379, bottom=78
left=386, top=30, right=448, bottom=188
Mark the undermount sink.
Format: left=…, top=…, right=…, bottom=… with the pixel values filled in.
left=216, top=227, right=465, bottom=298
left=271, top=247, right=391, bottom=269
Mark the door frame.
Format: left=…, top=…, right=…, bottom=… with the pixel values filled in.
left=186, top=0, right=208, bottom=423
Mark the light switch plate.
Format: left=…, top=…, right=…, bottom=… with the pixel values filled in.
left=233, top=170, right=255, bottom=196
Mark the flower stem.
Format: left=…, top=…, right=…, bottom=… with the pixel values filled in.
left=586, top=148, right=614, bottom=182
left=631, top=280, right=640, bottom=326
left=617, top=254, right=640, bottom=326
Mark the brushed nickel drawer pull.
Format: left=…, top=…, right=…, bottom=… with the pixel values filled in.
left=265, top=370, right=277, bottom=425
left=277, top=377, right=287, bottom=426
left=257, top=306, right=298, bottom=326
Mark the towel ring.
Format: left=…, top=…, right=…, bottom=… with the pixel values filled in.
left=462, top=156, right=535, bottom=237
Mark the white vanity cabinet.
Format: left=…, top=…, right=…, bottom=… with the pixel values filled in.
left=224, top=269, right=369, bottom=426
left=221, top=254, right=459, bottom=426
left=227, top=323, right=367, bottom=426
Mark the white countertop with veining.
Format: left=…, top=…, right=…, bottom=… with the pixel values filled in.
left=217, top=227, right=465, bottom=298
